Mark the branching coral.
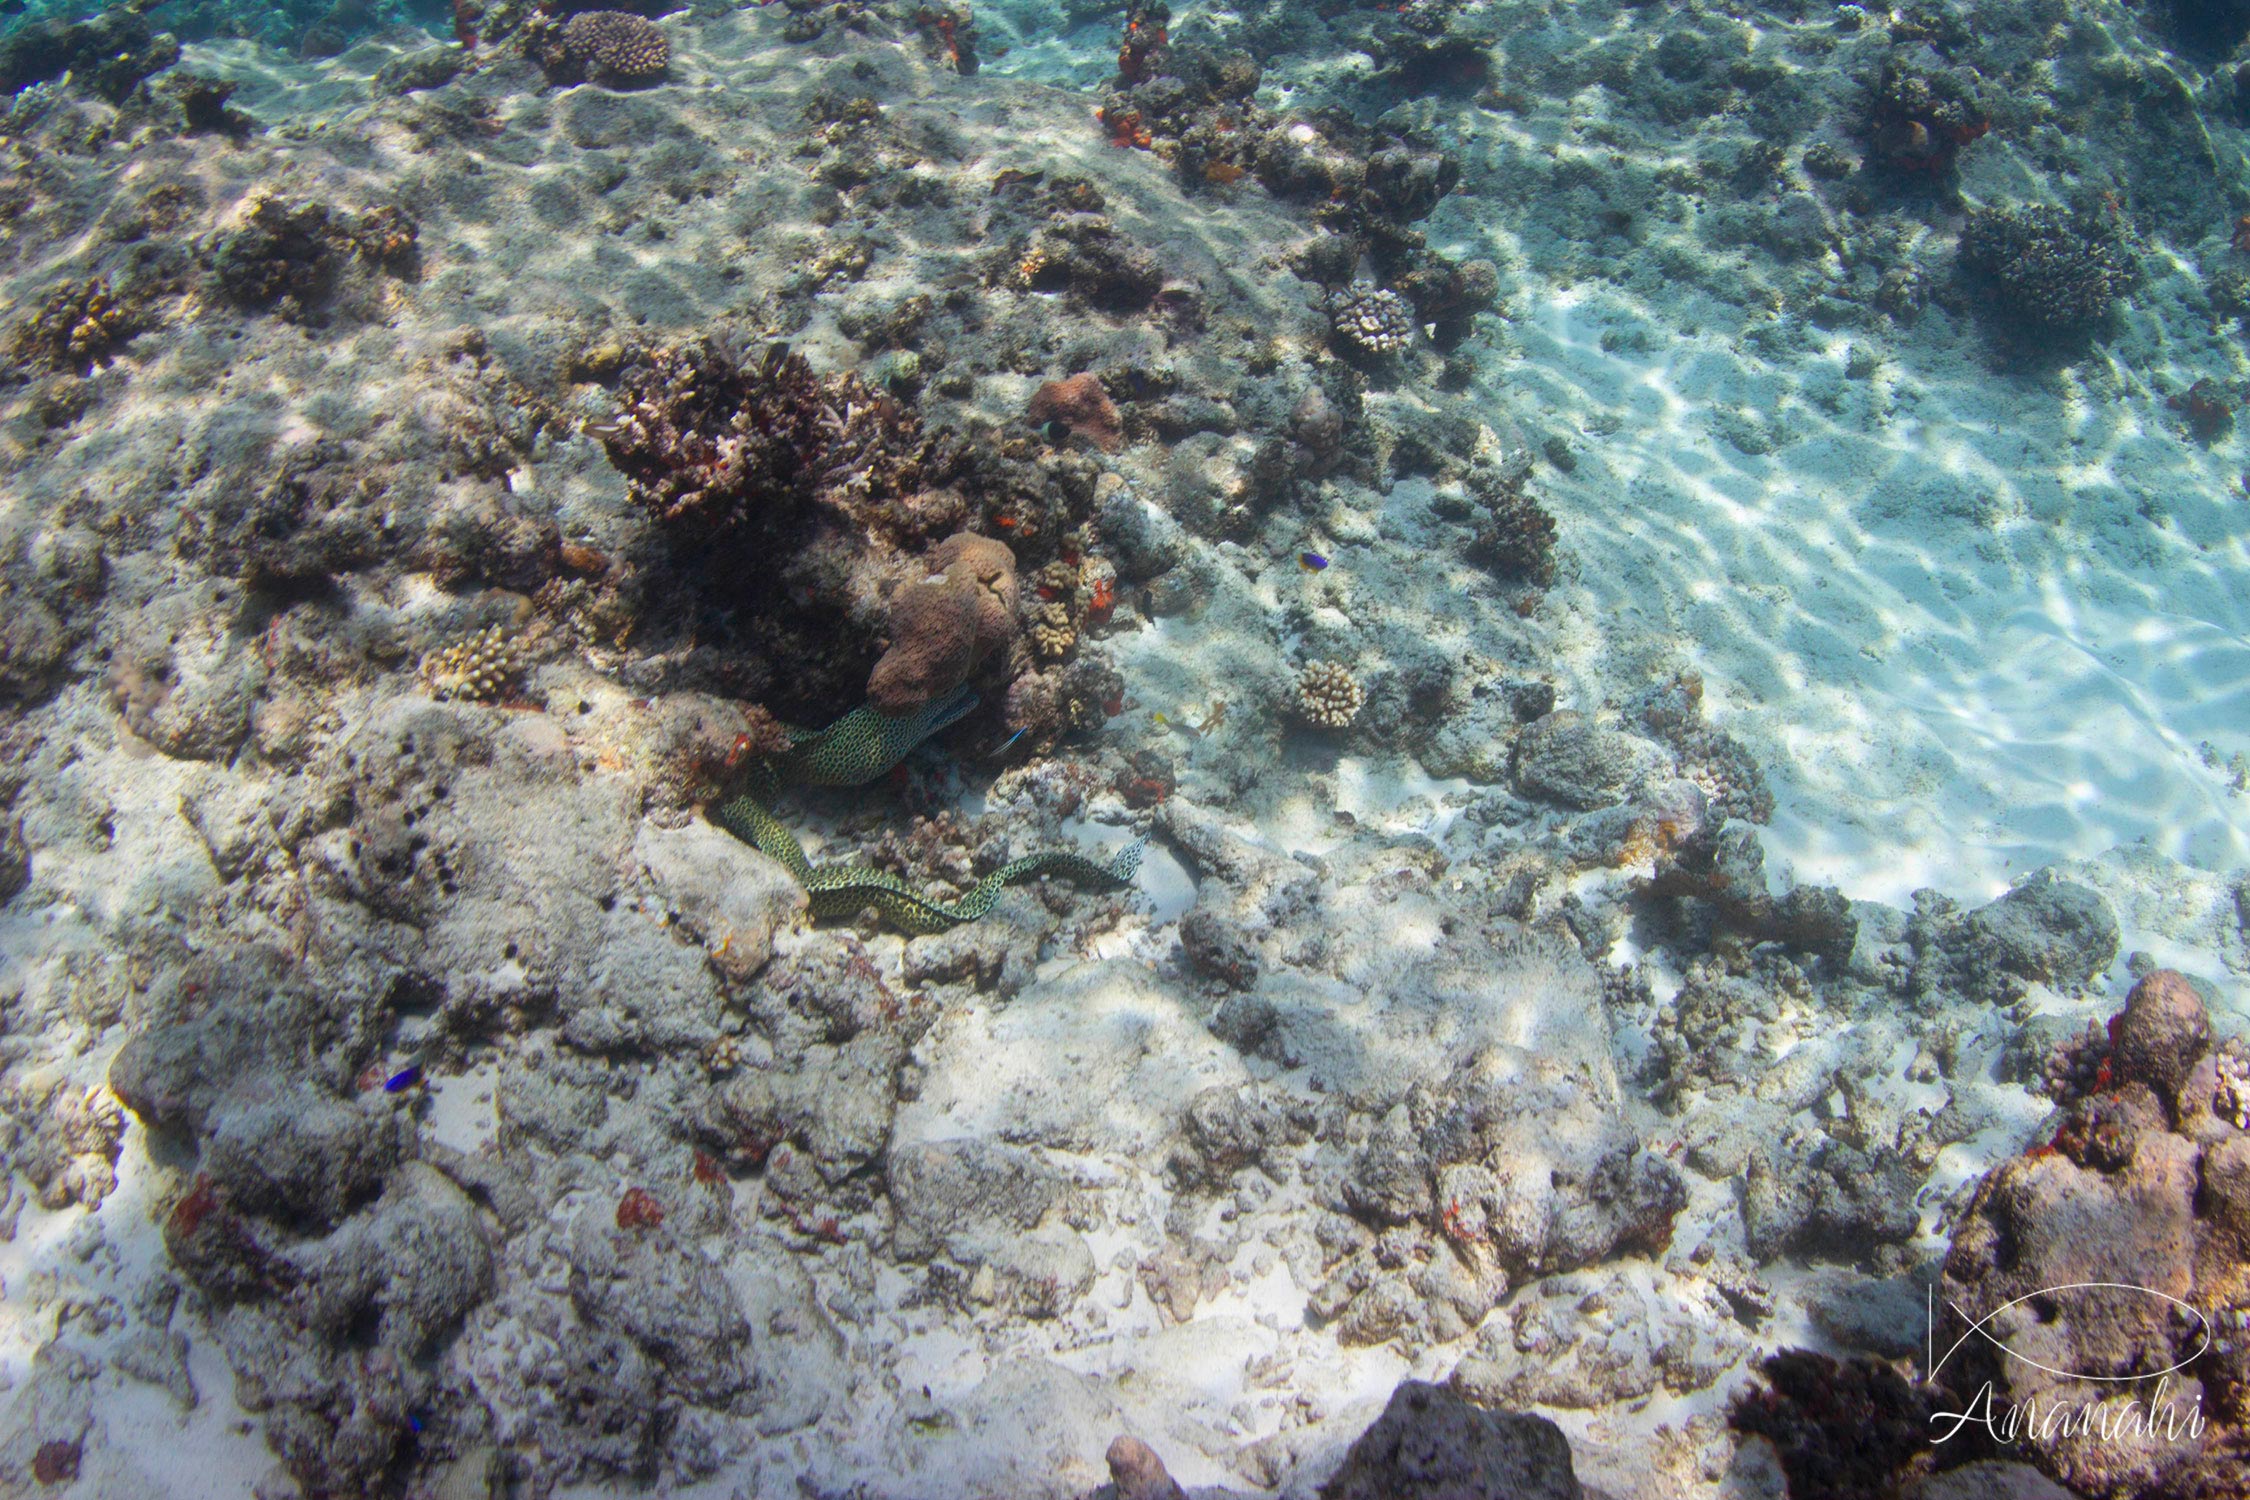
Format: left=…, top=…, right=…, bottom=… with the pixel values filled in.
left=8, top=277, right=139, bottom=374
left=1957, top=201, right=2138, bottom=336
left=1028, top=599, right=1078, bottom=660
left=1329, top=282, right=1418, bottom=358
left=421, top=625, right=520, bottom=704
left=535, top=10, right=670, bottom=85
left=589, top=339, right=950, bottom=543
left=1295, top=660, right=1365, bottom=728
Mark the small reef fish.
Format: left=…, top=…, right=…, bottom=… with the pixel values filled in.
left=1154, top=701, right=1227, bottom=738
left=383, top=1065, right=424, bottom=1094
left=988, top=725, right=1030, bottom=759
left=1299, top=551, right=1330, bottom=571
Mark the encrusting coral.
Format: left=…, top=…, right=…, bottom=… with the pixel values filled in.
left=1295, top=660, right=1365, bottom=728
left=1026, top=372, right=1123, bottom=453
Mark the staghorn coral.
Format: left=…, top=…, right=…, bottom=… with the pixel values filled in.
left=1329, top=281, right=1417, bottom=358
left=1295, top=660, right=1365, bottom=728
left=539, top=10, right=670, bottom=85
left=421, top=625, right=520, bottom=703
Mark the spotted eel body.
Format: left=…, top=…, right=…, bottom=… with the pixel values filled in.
left=713, top=686, right=1144, bottom=934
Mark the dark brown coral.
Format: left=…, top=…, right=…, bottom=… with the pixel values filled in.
left=538, top=10, right=669, bottom=85
left=590, top=339, right=951, bottom=545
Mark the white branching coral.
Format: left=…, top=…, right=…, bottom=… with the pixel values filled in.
left=1295, top=659, right=1365, bottom=728
left=422, top=624, right=519, bottom=703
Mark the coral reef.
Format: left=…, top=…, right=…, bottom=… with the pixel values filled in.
left=533, top=9, right=672, bottom=86
left=1329, top=281, right=1418, bottom=359
left=1295, top=659, right=1366, bottom=728
left=1958, top=202, right=2139, bottom=339
left=421, top=624, right=523, bottom=704
left=0, top=6, right=180, bottom=101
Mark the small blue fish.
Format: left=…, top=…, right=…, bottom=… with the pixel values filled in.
left=1299, top=551, right=1330, bottom=571
left=988, top=725, right=1030, bottom=759
left=383, top=1065, right=423, bottom=1094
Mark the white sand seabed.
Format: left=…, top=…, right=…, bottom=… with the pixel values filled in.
left=1492, top=277, right=2250, bottom=912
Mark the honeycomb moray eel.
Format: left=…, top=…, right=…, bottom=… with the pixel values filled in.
left=712, top=686, right=1145, bottom=935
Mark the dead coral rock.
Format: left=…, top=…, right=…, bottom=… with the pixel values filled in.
left=1319, top=1379, right=1584, bottom=1500
left=568, top=1202, right=757, bottom=1405
left=207, top=196, right=417, bottom=322
left=1007, top=213, right=1165, bottom=312
left=1961, top=870, right=2119, bottom=995
left=1027, top=372, right=1123, bottom=453
left=1939, top=971, right=2250, bottom=1499
left=2113, top=968, right=2211, bottom=1107
left=1728, top=1349, right=1941, bottom=1500
left=866, top=532, right=1018, bottom=714
left=1511, top=710, right=1670, bottom=811
left=1106, top=1435, right=1189, bottom=1500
